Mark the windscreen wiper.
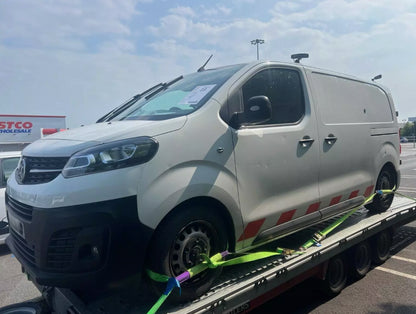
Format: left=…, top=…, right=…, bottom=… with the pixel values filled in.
left=145, top=75, right=183, bottom=100
left=96, top=82, right=164, bottom=123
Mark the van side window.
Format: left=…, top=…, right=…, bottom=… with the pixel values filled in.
left=242, top=68, right=305, bottom=125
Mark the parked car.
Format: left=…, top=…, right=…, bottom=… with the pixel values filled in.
left=400, top=136, right=409, bottom=143
left=6, top=60, right=400, bottom=301
left=0, top=151, right=21, bottom=244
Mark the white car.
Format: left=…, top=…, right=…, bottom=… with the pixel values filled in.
left=0, top=151, right=21, bottom=244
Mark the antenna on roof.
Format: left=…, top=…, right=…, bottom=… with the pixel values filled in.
left=291, top=53, right=309, bottom=63
left=197, top=54, right=213, bottom=72
left=372, top=74, right=382, bottom=82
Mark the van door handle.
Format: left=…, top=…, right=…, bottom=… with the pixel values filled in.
left=325, top=134, right=337, bottom=145
left=299, top=136, right=315, bottom=147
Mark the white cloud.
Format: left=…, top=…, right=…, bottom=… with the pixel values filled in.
left=169, top=6, right=196, bottom=17
left=217, top=6, right=232, bottom=15
left=1, top=0, right=416, bottom=126
left=0, top=45, right=184, bottom=127
left=0, top=0, right=140, bottom=51
left=98, top=39, right=136, bottom=54
left=149, top=14, right=189, bottom=38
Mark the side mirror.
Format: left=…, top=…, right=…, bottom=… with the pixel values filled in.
left=229, top=95, right=272, bottom=129
left=244, top=96, right=272, bottom=125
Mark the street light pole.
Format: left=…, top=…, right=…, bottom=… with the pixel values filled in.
left=251, top=39, right=265, bottom=60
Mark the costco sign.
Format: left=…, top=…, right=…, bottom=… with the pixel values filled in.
left=0, top=115, right=66, bottom=143
left=0, top=121, right=34, bottom=133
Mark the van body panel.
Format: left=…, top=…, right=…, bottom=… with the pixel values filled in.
left=304, top=68, right=399, bottom=209
left=136, top=99, right=244, bottom=239
left=6, top=165, right=143, bottom=208
left=22, top=118, right=187, bottom=157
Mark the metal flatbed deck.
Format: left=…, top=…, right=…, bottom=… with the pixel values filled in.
left=38, top=195, right=416, bottom=314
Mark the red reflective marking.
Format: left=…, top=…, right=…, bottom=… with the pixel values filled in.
left=276, top=209, right=296, bottom=226
left=306, top=202, right=320, bottom=214
left=349, top=190, right=359, bottom=199
left=237, top=218, right=265, bottom=242
left=364, top=185, right=374, bottom=197
left=329, top=195, right=342, bottom=206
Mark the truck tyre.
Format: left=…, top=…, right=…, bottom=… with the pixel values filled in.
left=371, top=230, right=392, bottom=265
left=0, top=299, right=48, bottom=314
left=321, top=255, right=347, bottom=297
left=349, top=241, right=371, bottom=279
left=365, top=168, right=395, bottom=213
left=146, top=205, right=228, bottom=303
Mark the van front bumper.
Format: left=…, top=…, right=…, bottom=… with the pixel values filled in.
left=5, top=194, right=153, bottom=288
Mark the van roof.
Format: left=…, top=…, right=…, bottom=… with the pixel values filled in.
left=208, top=60, right=386, bottom=90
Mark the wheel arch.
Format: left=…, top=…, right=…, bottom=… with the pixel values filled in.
left=373, top=140, right=400, bottom=188
left=149, top=196, right=237, bottom=253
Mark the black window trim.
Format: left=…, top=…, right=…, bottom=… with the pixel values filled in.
left=224, top=65, right=308, bottom=129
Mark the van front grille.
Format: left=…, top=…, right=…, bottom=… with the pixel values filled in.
left=6, top=195, right=33, bottom=221
left=9, top=229, right=36, bottom=266
left=18, top=156, right=69, bottom=185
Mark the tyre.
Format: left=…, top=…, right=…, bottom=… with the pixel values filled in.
left=365, top=167, right=396, bottom=213
left=349, top=241, right=371, bottom=280
left=145, top=205, right=228, bottom=303
left=0, top=299, right=48, bottom=314
left=321, top=255, right=347, bottom=297
left=371, top=230, right=392, bottom=265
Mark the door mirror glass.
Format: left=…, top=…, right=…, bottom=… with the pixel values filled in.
left=244, top=96, right=272, bottom=125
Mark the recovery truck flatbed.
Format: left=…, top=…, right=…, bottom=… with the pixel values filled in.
left=2, top=195, right=416, bottom=314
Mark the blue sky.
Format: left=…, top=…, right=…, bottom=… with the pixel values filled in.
left=1, top=0, right=415, bottom=127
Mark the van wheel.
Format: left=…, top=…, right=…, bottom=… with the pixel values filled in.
left=365, top=168, right=395, bottom=213
left=321, top=255, right=347, bottom=297
left=146, top=206, right=228, bottom=303
left=349, top=241, right=371, bottom=280
left=371, top=230, right=392, bottom=265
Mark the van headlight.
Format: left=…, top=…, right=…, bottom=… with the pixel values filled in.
left=62, top=137, right=158, bottom=178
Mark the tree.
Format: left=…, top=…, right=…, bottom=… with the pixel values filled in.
left=401, top=122, right=415, bottom=137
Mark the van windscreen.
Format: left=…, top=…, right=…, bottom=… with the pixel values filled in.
left=112, top=64, right=245, bottom=121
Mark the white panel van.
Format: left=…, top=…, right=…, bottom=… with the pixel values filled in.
left=5, top=60, right=400, bottom=300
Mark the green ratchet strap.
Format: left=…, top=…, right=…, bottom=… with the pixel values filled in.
left=146, top=269, right=170, bottom=283
left=201, top=250, right=286, bottom=268
left=147, top=188, right=415, bottom=313
left=300, top=188, right=392, bottom=251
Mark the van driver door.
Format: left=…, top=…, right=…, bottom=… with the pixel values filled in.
left=230, top=66, right=321, bottom=249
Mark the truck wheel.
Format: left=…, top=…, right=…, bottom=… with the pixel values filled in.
left=365, top=168, right=395, bottom=213
left=371, top=230, right=392, bottom=265
left=146, top=206, right=228, bottom=303
left=321, top=255, right=347, bottom=297
left=0, top=299, right=48, bottom=314
left=349, top=241, right=371, bottom=279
